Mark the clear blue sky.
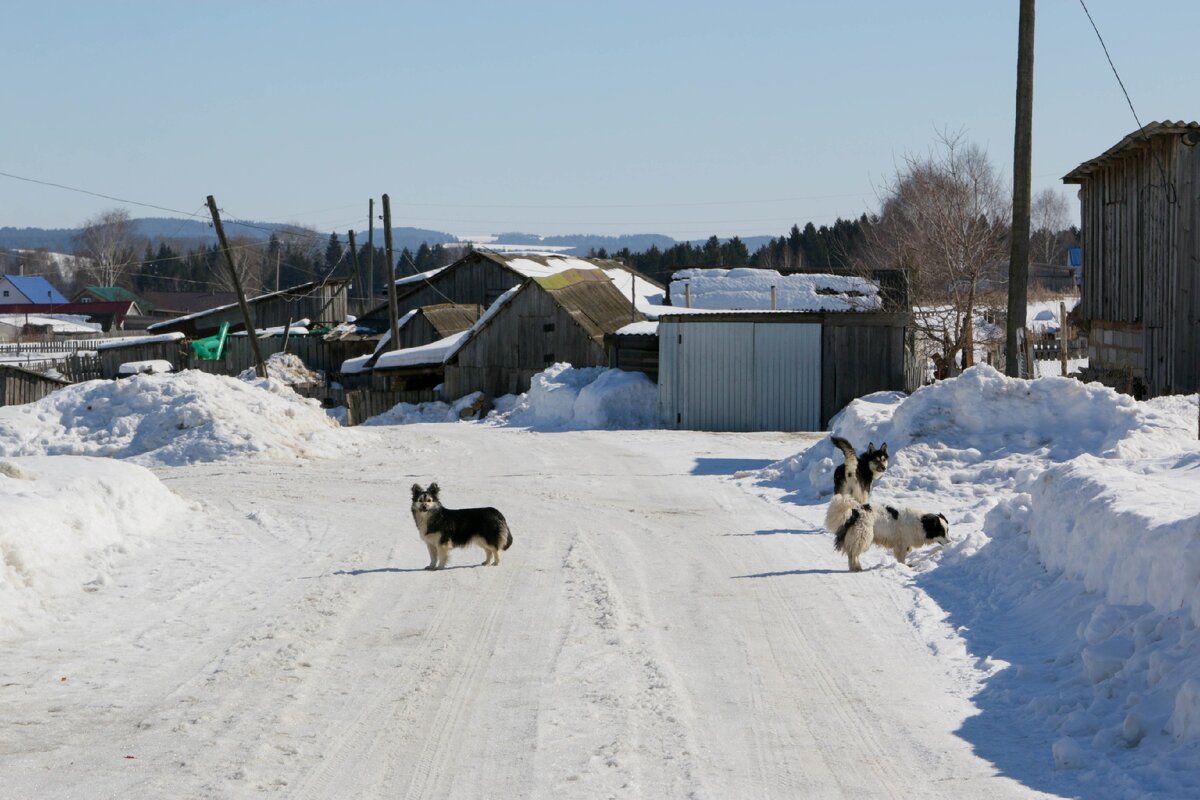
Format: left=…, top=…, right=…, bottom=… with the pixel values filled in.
left=1, top=1, right=1196, bottom=241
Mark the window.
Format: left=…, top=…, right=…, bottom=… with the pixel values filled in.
left=2, top=290, right=8, bottom=297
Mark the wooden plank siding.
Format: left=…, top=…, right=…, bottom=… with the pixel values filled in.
left=1065, top=123, right=1200, bottom=395
left=360, top=258, right=526, bottom=325
left=820, top=316, right=907, bottom=428
left=0, top=365, right=70, bottom=407
left=445, top=275, right=640, bottom=399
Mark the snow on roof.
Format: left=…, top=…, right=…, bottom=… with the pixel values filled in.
left=117, top=360, right=173, bottom=376
left=363, top=285, right=523, bottom=372
left=230, top=319, right=311, bottom=337
left=615, top=321, right=658, bottom=336
left=503, top=255, right=608, bottom=279
left=340, top=309, right=421, bottom=373
left=670, top=268, right=881, bottom=312
left=94, top=332, right=186, bottom=350
left=0, top=314, right=102, bottom=334
left=394, top=265, right=450, bottom=288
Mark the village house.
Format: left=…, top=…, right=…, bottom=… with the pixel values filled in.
left=0, top=274, right=67, bottom=305
left=1063, top=120, right=1200, bottom=397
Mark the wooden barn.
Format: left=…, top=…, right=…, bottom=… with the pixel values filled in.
left=656, top=310, right=910, bottom=431
left=145, top=280, right=351, bottom=338
left=0, top=364, right=71, bottom=407
left=1063, top=120, right=1200, bottom=397
left=444, top=268, right=646, bottom=398
left=359, top=250, right=657, bottom=324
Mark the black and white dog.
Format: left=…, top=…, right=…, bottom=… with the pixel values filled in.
left=827, top=496, right=949, bottom=572
left=410, top=483, right=513, bottom=570
left=831, top=436, right=888, bottom=503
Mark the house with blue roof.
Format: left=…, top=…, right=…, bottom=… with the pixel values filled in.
left=0, top=274, right=68, bottom=306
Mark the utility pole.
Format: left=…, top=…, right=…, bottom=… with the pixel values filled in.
left=347, top=229, right=365, bottom=316
left=206, top=195, right=266, bottom=378
left=367, top=198, right=375, bottom=310
left=382, top=194, right=400, bottom=353
left=1006, top=0, right=1035, bottom=377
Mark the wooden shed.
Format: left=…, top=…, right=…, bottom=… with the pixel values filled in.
left=95, top=333, right=188, bottom=379
left=1063, top=120, right=1200, bottom=396
left=145, top=279, right=350, bottom=338
left=657, top=310, right=908, bottom=431
left=0, top=364, right=71, bottom=407
left=444, top=268, right=645, bottom=398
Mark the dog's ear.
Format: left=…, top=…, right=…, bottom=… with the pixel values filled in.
left=428, top=482, right=440, bottom=498
left=880, top=442, right=888, bottom=455
left=867, top=442, right=875, bottom=451
left=411, top=483, right=423, bottom=500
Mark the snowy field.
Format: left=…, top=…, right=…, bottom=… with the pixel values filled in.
left=1, top=364, right=1198, bottom=798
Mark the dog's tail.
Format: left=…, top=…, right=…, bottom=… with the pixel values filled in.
left=825, top=493, right=860, bottom=535
left=833, top=506, right=867, bottom=553
left=502, top=523, right=513, bottom=550
left=830, top=435, right=858, bottom=465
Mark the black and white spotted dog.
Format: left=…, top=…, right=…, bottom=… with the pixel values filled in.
left=831, top=436, right=888, bottom=503
left=410, top=483, right=513, bottom=570
left=827, top=497, right=950, bottom=572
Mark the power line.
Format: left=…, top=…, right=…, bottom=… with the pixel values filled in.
left=0, top=169, right=201, bottom=218
left=1076, top=0, right=1144, bottom=133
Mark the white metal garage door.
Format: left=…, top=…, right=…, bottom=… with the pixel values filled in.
left=658, top=320, right=822, bottom=431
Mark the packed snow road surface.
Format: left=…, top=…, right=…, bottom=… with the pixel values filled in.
left=4, top=425, right=1048, bottom=799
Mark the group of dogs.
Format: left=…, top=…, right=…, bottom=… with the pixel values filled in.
left=824, top=437, right=950, bottom=571
left=408, top=435, right=948, bottom=572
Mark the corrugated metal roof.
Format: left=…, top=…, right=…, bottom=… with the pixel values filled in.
left=1062, top=120, right=1200, bottom=183
left=420, top=303, right=481, bottom=337
left=537, top=270, right=645, bottom=342
left=4, top=275, right=67, bottom=304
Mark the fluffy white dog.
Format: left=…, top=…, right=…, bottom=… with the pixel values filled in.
left=826, top=495, right=949, bottom=572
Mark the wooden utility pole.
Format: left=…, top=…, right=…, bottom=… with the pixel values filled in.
left=206, top=195, right=266, bottom=378
left=347, top=229, right=365, bottom=316
left=382, top=194, right=400, bottom=352
left=367, top=199, right=375, bottom=311
left=1059, top=300, right=1069, bottom=376
left=1006, top=0, right=1036, bottom=377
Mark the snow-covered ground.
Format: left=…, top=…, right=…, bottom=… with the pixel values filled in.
left=1, top=364, right=1198, bottom=798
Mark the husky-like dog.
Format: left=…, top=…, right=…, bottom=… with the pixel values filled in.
left=410, top=483, right=513, bottom=570
left=827, top=496, right=949, bottom=572
left=831, top=436, right=888, bottom=503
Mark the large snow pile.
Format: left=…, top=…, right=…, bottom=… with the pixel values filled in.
left=492, top=363, right=658, bottom=430
left=748, top=365, right=1200, bottom=794
left=0, top=370, right=346, bottom=466
left=362, top=364, right=658, bottom=431
left=670, top=268, right=881, bottom=312
left=0, top=456, right=187, bottom=637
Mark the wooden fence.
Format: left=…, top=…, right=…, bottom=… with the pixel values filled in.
left=344, top=389, right=411, bottom=426
left=0, top=365, right=71, bottom=406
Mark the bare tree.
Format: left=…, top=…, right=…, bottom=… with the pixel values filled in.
left=857, top=131, right=1010, bottom=377
left=211, top=235, right=269, bottom=295
left=73, top=209, right=143, bottom=287
left=1030, top=187, right=1071, bottom=265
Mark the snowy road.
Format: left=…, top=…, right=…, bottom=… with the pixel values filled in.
left=4, top=425, right=1054, bottom=799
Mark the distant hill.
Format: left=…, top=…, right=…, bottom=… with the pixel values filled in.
left=489, top=232, right=677, bottom=256
left=0, top=218, right=459, bottom=256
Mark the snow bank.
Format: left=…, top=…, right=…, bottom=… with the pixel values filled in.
left=0, top=456, right=187, bottom=636
left=747, top=365, right=1200, bottom=792
left=361, top=364, right=658, bottom=431
left=492, top=363, right=658, bottom=431
left=0, top=370, right=345, bottom=465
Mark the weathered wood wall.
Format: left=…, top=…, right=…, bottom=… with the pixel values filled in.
left=820, top=314, right=908, bottom=428
left=1076, top=133, right=1200, bottom=394
left=362, top=258, right=523, bottom=324
left=446, top=287, right=608, bottom=399
left=0, top=366, right=70, bottom=407
left=607, top=334, right=659, bottom=381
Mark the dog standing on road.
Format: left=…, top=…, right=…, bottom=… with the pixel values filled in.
left=831, top=500, right=949, bottom=572
left=410, top=483, right=513, bottom=570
